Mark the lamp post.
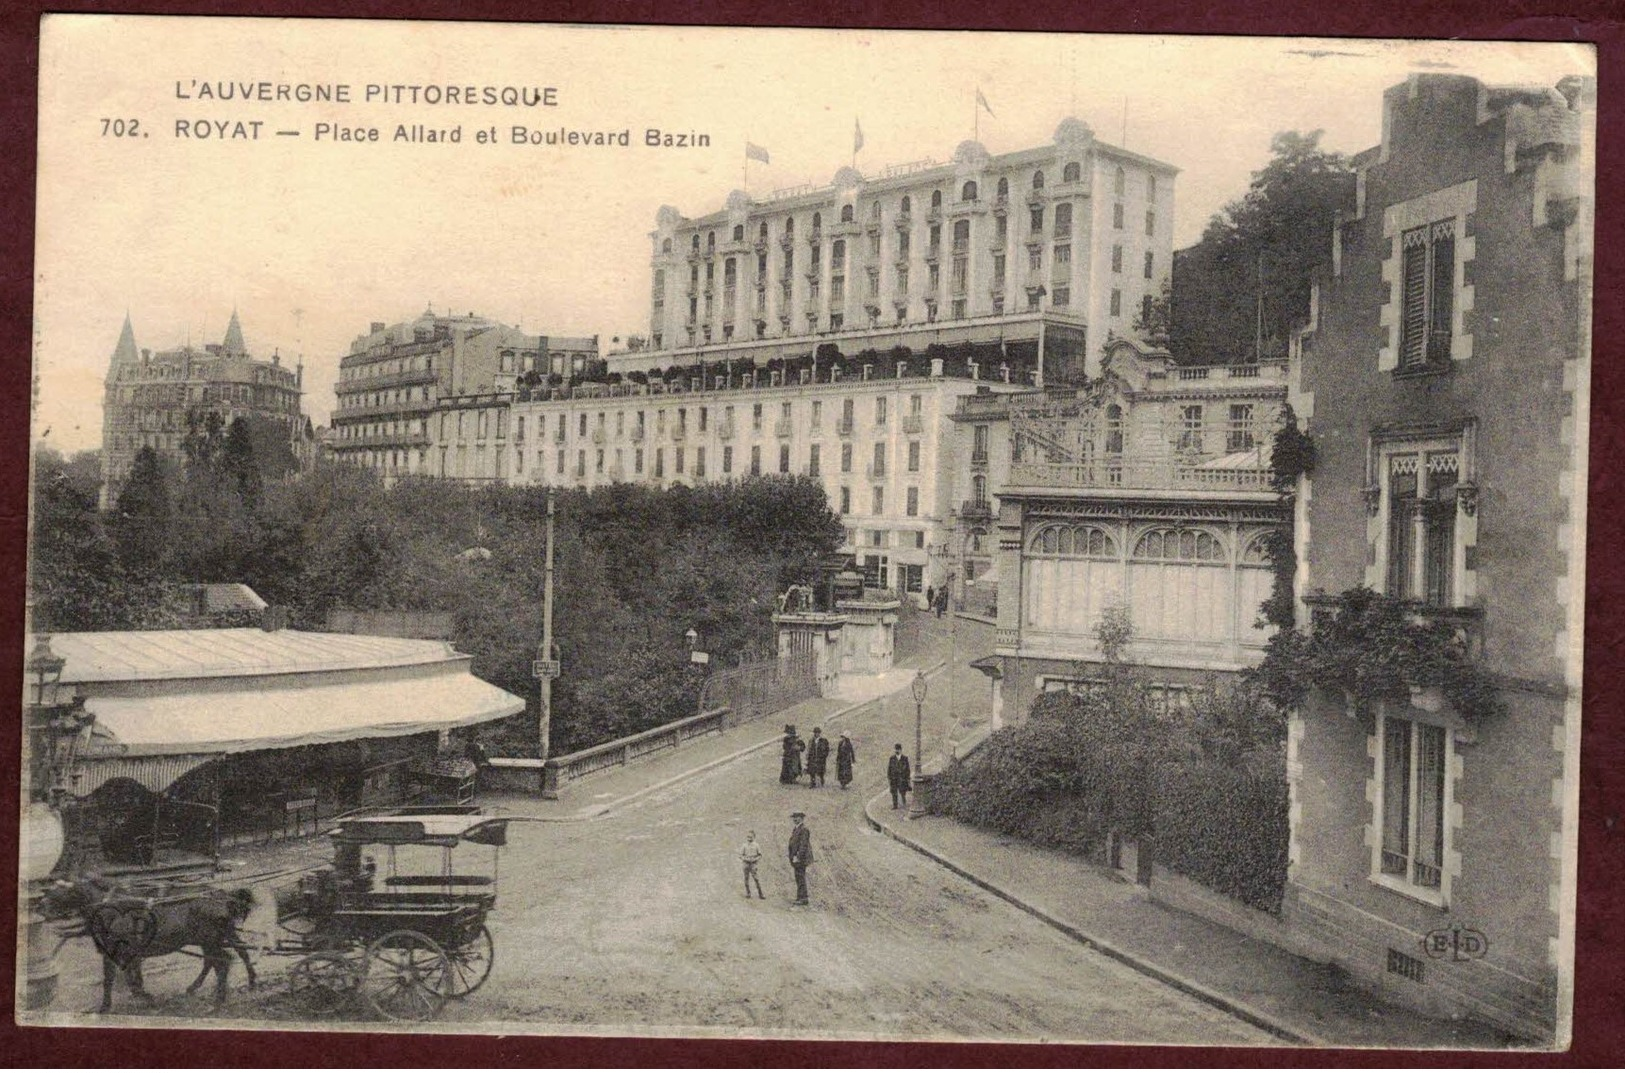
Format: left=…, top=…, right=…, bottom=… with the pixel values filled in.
left=23, top=633, right=76, bottom=1011
left=911, top=669, right=927, bottom=795
left=687, top=627, right=711, bottom=716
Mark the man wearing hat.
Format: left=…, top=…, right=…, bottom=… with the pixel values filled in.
left=787, top=811, right=813, bottom=905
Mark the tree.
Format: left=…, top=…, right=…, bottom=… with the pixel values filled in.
left=113, top=447, right=173, bottom=577
left=29, top=449, right=183, bottom=631
left=1172, top=131, right=1354, bottom=365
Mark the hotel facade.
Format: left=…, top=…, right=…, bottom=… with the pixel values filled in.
left=492, top=119, right=1179, bottom=596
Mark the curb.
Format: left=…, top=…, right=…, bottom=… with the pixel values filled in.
left=861, top=794, right=1325, bottom=1047
left=519, top=661, right=951, bottom=823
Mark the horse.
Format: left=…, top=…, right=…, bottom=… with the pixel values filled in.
left=42, top=875, right=258, bottom=1013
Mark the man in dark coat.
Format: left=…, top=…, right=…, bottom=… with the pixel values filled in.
left=805, top=727, right=830, bottom=788
left=887, top=743, right=912, bottom=809
left=787, top=811, right=813, bottom=905
left=835, top=732, right=856, bottom=789
left=779, top=724, right=805, bottom=783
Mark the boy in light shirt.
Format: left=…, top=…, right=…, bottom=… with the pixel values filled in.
left=739, top=830, right=765, bottom=899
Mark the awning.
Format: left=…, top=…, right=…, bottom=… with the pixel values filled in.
left=81, top=672, right=524, bottom=758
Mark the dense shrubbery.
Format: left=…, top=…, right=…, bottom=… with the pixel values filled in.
left=930, top=663, right=1291, bottom=912
left=30, top=443, right=844, bottom=754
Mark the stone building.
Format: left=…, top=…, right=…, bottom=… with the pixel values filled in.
left=1282, top=74, right=1592, bottom=1041
left=639, top=118, right=1175, bottom=382
left=328, top=308, right=596, bottom=484
left=98, top=311, right=306, bottom=508
left=973, top=336, right=1289, bottom=726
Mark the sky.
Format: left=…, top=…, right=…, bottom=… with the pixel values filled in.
left=32, top=17, right=1592, bottom=454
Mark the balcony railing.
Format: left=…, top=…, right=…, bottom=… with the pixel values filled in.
left=774, top=418, right=793, bottom=438
left=718, top=419, right=735, bottom=440
left=342, top=367, right=439, bottom=392
left=836, top=416, right=855, bottom=437
left=901, top=413, right=924, bottom=434
left=960, top=498, right=992, bottom=519
left=1007, top=457, right=1274, bottom=493
left=630, top=425, right=645, bottom=443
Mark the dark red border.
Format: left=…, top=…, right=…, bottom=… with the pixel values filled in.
left=3, top=2, right=1621, bottom=1067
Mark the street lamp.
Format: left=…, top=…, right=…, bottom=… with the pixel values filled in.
left=911, top=669, right=928, bottom=793
left=26, top=634, right=66, bottom=711
left=687, top=627, right=711, bottom=716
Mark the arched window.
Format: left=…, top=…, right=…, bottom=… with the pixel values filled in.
left=996, top=176, right=1009, bottom=197
left=961, top=180, right=978, bottom=202
left=1132, top=527, right=1224, bottom=562
left=732, top=224, right=744, bottom=241
left=1063, top=161, right=1081, bottom=183
left=1242, top=533, right=1273, bottom=565
left=812, top=212, right=822, bottom=229
left=832, top=240, right=845, bottom=267
left=901, top=195, right=912, bottom=213
left=870, top=201, right=881, bottom=218
left=785, top=216, right=795, bottom=235
left=661, top=238, right=672, bottom=254
left=1029, top=523, right=1117, bottom=558
left=1105, top=404, right=1124, bottom=454
left=1054, top=202, right=1073, bottom=236
left=840, top=204, right=854, bottom=223
left=691, top=234, right=700, bottom=250
left=759, top=220, right=768, bottom=239
left=1032, top=170, right=1046, bottom=190
left=930, top=189, right=943, bottom=208
left=707, top=231, right=716, bottom=249
left=1114, top=166, right=1126, bottom=197
left=972, top=474, right=987, bottom=501
left=953, top=219, right=969, bottom=246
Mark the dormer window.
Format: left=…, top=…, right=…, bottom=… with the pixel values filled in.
left=961, top=180, right=978, bottom=201
left=840, top=204, right=854, bottom=223
left=1032, top=170, right=1045, bottom=190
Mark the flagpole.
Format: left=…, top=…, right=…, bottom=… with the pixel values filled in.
left=973, top=89, right=979, bottom=142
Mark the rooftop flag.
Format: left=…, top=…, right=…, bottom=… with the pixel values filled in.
left=854, top=117, right=864, bottom=155
left=976, top=88, right=995, bottom=117
left=746, top=141, right=771, bottom=164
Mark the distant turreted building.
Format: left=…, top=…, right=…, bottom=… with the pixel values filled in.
left=99, top=311, right=308, bottom=508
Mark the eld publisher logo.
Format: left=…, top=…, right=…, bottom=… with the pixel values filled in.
left=1423, top=925, right=1489, bottom=962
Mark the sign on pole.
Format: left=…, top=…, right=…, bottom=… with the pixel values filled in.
left=532, top=658, right=561, bottom=680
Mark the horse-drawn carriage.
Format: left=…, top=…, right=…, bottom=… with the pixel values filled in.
left=272, top=806, right=508, bottom=1020
left=45, top=806, right=514, bottom=1022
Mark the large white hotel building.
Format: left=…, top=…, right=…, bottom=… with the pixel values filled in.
left=351, top=119, right=1178, bottom=597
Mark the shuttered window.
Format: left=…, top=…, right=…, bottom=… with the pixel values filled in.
left=1400, top=221, right=1455, bottom=368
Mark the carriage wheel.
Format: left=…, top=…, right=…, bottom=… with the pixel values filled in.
left=443, top=924, right=495, bottom=998
left=287, top=950, right=361, bottom=1017
left=359, top=930, right=449, bottom=1022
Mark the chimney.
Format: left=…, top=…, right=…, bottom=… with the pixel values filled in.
left=371, top=321, right=386, bottom=334
left=260, top=606, right=290, bottom=632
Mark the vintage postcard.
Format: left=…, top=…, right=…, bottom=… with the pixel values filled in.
left=20, top=15, right=1594, bottom=1051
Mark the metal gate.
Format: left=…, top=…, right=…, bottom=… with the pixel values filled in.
left=699, top=648, right=819, bottom=726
